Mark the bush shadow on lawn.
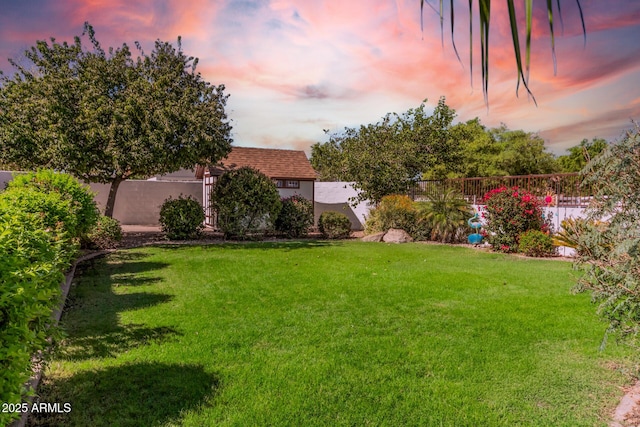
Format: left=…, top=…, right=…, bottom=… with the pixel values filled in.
left=30, top=362, right=220, bottom=427
left=59, top=253, right=180, bottom=361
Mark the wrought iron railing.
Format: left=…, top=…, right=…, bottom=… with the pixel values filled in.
left=410, top=173, right=590, bottom=207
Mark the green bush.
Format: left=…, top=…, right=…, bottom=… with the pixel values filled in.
left=211, top=167, right=281, bottom=239
left=518, top=230, right=556, bottom=257
left=0, top=187, right=77, bottom=249
left=319, top=211, right=351, bottom=239
left=365, top=195, right=418, bottom=236
left=84, top=215, right=123, bottom=249
left=7, top=170, right=99, bottom=237
left=159, top=195, right=205, bottom=240
left=0, top=210, right=69, bottom=425
left=275, top=195, right=314, bottom=238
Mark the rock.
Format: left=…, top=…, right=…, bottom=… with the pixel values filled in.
left=362, top=232, right=385, bottom=242
left=382, top=228, right=413, bottom=243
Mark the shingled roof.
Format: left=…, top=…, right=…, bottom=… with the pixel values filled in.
left=207, top=147, right=317, bottom=180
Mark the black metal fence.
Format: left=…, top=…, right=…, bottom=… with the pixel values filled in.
left=410, top=173, right=590, bottom=207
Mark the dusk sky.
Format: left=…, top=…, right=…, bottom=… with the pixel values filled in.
left=1, top=0, right=639, bottom=155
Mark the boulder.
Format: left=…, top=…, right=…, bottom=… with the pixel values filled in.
left=362, top=232, right=385, bottom=242
left=382, top=228, right=413, bottom=243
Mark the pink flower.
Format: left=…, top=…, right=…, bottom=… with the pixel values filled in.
left=522, top=195, right=531, bottom=203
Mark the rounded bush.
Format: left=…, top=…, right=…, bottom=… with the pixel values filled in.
left=519, top=230, right=556, bottom=257
left=211, top=167, right=281, bottom=239
left=159, top=195, right=205, bottom=240
left=84, top=215, right=123, bottom=249
left=275, top=195, right=313, bottom=238
left=318, top=211, right=351, bottom=239
left=7, top=170, right=99, bottom=237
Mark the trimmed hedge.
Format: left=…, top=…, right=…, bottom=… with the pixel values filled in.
left=0, top=171, right=91, bottom=425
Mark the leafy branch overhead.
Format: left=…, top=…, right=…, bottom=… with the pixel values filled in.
left=421, top=0, right=586, bottom=105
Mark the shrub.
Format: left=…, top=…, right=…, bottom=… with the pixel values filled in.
left=159, top=195, right=205, bottom=240
left=211, top=167, right=281, bottom=239
left=7, top=170, right=99, bottom=237
left=275, top=195, right=313, bottom=238
left=365, top=195, right=418, bottom=236
left=481, top=186, right=547, bottom=253
left=84, top=215, right=123, bottom=249
left=419, top=189, right=472, bottom=243
left=319, top=211, right=351, bottom=239
left=0, top=187, right=77, bottom=249
left=519, top=230, right=556, bottom=257
left=573, top=124, right=640, bottom=345
left=0, top=209, right=69, bottom=425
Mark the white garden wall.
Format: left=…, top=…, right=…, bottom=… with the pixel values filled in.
left=314, top=182, right=373, bottom=230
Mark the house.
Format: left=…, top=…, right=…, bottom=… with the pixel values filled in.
left=196, top=147, right=318, bottom=227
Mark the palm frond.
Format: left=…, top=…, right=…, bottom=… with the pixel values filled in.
left=507, top=0, right=536, bottom=105
left=421, top=0, right=586, bottom=106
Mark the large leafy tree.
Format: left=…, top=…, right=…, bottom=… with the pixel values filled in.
left=451, top=119, right=558, bottom=177
left=0, top=23, right=232, bottom=217
left=556, top=138, right=608, bottom=172
left=488, top=125, right=558, bottom=176
left=310, top=98, right=460, bottom=203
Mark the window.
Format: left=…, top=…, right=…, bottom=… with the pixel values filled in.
left=274, top=179, right=300, bottom=189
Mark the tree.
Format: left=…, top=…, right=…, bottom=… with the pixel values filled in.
left=573, top=124, right=640, bottom=346
left=556, top=138, right=608, bottom=172
left=422, top=1, right=586, bottom=104
left=310, top=98, right=460, bottom=203
left=0, top=23, right=232, bottom=217
left=450, top=118, right=504, bottom=177
left=489, top=125, right=558, bottom=175
left=451, top=119, right=558, bottom=177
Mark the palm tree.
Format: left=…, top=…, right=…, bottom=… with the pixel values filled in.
left=421, top=0, right=586, bottom=105
left=419, top=188, right=473, bottom=243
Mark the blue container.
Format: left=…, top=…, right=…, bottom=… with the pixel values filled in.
left=468, top=233, right=483, bottom=245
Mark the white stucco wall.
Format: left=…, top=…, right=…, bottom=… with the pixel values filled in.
left=314, top=182, right=373, bottom=230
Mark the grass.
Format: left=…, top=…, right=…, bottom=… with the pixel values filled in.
left=33, top=241, right=635, bottom=426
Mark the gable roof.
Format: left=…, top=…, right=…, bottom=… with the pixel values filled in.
left=207, top=147, right=317, bottom=180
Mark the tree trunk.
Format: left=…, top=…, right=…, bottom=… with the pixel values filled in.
left=104, top=176, right=124, bottom=218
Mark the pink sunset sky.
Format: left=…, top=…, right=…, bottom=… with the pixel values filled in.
left=1, top=0, right=639, bottom=155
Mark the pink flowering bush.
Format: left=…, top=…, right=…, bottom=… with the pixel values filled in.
left=482, top=186, right=550, bottom=253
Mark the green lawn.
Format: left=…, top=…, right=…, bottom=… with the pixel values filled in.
left=33, top=241, right=634, bottom=426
